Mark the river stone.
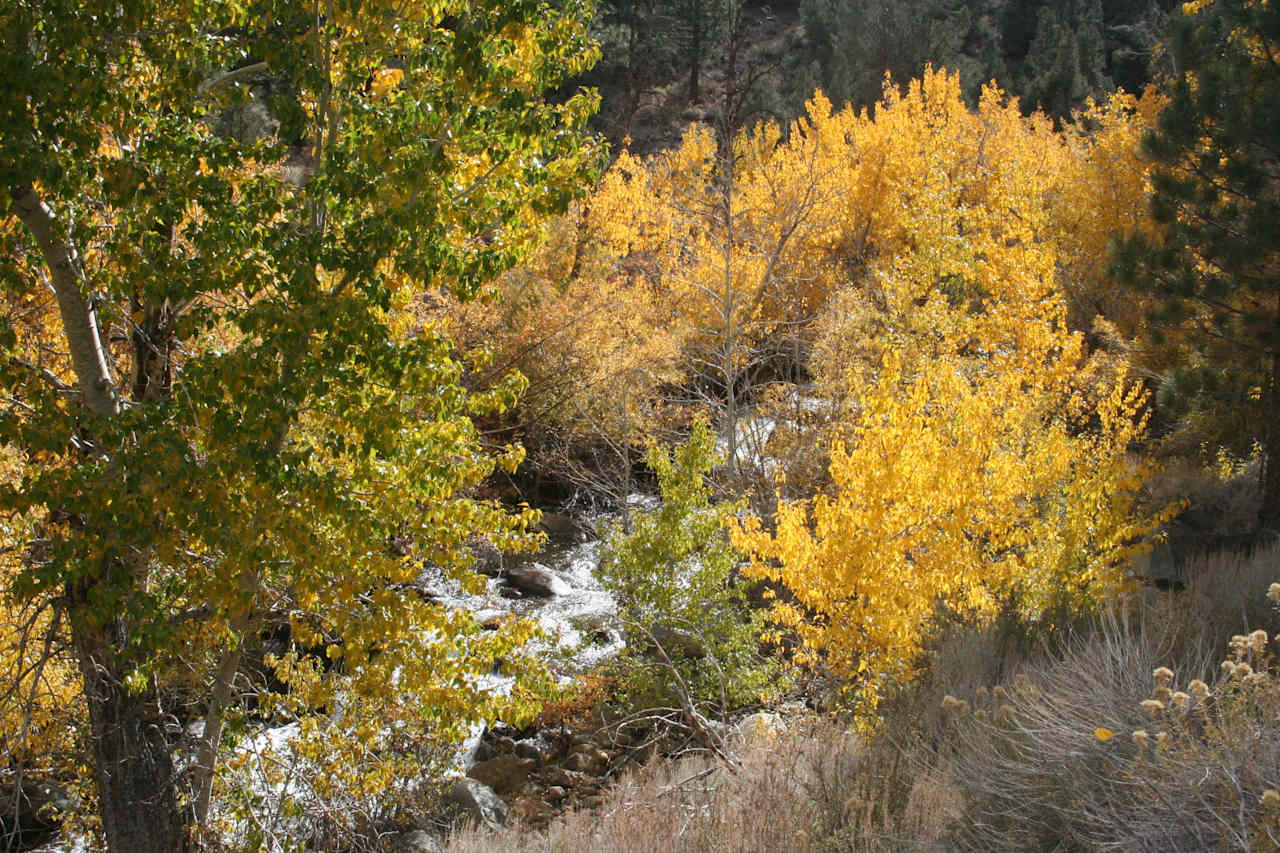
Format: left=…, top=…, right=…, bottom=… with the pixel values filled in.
left=564, top=745, right=609, bottom=775
left=541, top=765, right=583, bottom=788
left=537, top=512, right=591, bottom=545
left=467, top=754, right=535, bottom=794
left=444, top=778, right=509, bottom=828
left=474, top=609, right=512, bottom=630
left=569, top=606, right=616, bottom=633
left=469, top=539, right=504, bottom=576
left=734, top=712, right=786, bottom=745
left=504, top=564, right=570, bottom=597
left=514, top=736, right=550, bottom=762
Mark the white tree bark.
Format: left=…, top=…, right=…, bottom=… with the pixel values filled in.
left=10, top=185, right=120, bottom=417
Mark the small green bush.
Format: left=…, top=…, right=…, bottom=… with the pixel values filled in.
left=598, top=420, right=780, bottom=718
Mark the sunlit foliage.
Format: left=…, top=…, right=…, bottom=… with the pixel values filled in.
left=731, top=69, right=1171, bottom=715
left=0, top=0, right=601, bottom=846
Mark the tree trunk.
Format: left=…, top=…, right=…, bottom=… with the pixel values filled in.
left=73, top=617, right=188, bottom=853
left=1262, top=352, right=1280, bottom=532
left=688, top=19, right=702, bottom=102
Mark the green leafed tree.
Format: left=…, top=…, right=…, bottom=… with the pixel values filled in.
left=1111, top=0, right=1280, bottom=529
left=0, top=0, right=601, bottom=849
left=599, top=421, right=778, bottom=725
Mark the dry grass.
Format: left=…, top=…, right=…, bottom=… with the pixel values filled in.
left=446, top=715, right=958, bottom=853
left=1170, top=540, right=1280, bottom=653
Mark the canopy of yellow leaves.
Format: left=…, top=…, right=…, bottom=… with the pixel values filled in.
left=725, top=68, right=1171, bottom=715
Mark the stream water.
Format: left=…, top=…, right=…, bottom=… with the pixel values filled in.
left=209, top=503, right=636, bottom=847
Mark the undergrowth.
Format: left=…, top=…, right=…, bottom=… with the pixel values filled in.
left=447, top=541, right=1280, bottom=852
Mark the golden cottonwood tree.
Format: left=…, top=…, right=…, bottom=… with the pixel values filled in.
left=732, top=69, right=1170, bottom=715
left=0, top=0, right=600, bottom=848
left=1052, top=89, right=1166, bottom=337
left=518, top=71, right=1158, bottom=496
left=441, top=68, right=1163, bottom=717
left=586, top=122, right=839, bottom=481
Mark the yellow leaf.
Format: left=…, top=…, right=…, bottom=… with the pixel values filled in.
left=1095, top=727, right=1116, bottom=742
left=370, top=67, right=404, bottom=98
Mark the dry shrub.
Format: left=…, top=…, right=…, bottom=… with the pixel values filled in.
left=1141, top=456, right=1264, bottom=568
left=1170, top=541, right=1280, bottom=654
left=447, top=546, right=1280, bottom=853
left=943, top=550, right=1280, bottom=852
left=446, top=715, right=958, bottom=853
left=941, top=605, right=1215, bottom=850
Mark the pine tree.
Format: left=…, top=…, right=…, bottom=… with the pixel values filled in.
left=1112, top=0, right=1280, bottom=529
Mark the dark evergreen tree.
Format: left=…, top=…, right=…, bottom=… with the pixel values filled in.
left=1103, top=0, right=1178, bottom=94
left=1112, top=0, right=1280, bottom=528
left=800, top=0, right=972, bottom=111
left=590, top=0, right=682, bottom=134
left=1017, top=0, right=1111, bottom=116
left=796, top=0, right=1173, bottom=117
left=673, top=0, right=731, bottom=101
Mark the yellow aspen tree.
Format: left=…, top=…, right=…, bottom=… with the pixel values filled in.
left=732, top=68, right=1173, bottom=717
left=1053, top=88, right=1166, bottom=336
left=585, top=123, right=843, bottom=487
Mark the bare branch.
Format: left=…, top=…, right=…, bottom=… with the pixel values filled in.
left=198, top=61, right=269, bottom=95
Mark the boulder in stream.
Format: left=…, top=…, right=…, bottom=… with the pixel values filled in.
left=469, top=539, right=505, bottom=577
left=386, top=828, right=445, bottom=853
left=536, top=512, right=593, bottom=545
left=467, top=754, right=535, bottom=795
left=503, top=564, right=570, bottom=597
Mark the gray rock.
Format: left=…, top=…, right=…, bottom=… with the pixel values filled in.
left=514, top=737, right=549, bottom=762
left=570, top=607, right=616, bottom=633
left=385, top=828, right=445, bottom=853
left=467, top=754, right=535, bottom=794
left=444, top=778, right=509, bottom=828
left=541, top=765, right=584, bottom=788
left=564, top=745, right=609, bottom=775
left=537, top=512, right=592, bottom=545
left=648, top=623, right=707, bottom=659
left=470, top=539, right=505, bottom=576
left=569, top=729, right=597, bottom=747
left=474, top=609, right=513, bottom=630
left=734, top=712, right=785, bottom=746
left=504, top=564, right=571, bottom=597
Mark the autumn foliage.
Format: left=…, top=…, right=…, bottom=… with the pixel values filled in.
left=734, top=72, right=1170, bottom=711
left=452, top=67, right=1170, bottom=713
left=0, top=0, right=1201, bottom=833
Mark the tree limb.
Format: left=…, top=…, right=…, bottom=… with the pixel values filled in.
left=9, top=185, right=120, bottom=417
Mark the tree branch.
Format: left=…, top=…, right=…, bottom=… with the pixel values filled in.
left=197, top=61, right=269, bottom=95
left=9, top=185, right=120, bottom=417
